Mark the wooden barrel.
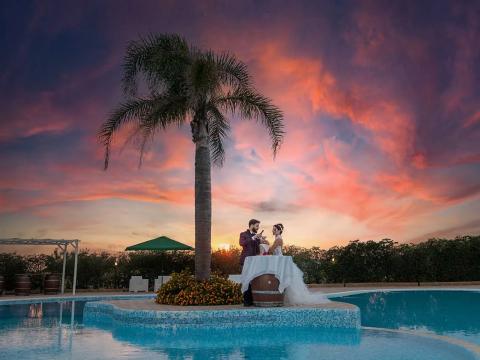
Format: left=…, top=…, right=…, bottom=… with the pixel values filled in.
left=0, top=275, right=4, bottom=295
left=251, top=274, right=284, bottom=307
left=44, top=274, right=60, bottom=295
left=15, top=274, right=31, bottom=296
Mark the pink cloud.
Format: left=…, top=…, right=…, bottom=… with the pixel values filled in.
left=0, top=92, right=72, bottom=141
left=1, top=1, right=479, bottom=249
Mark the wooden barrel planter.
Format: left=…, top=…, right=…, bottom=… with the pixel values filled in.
left=0, top=275, right=4, bottom=295
left=251, top=274, right=284, bottom=307
left=15, top=274, right=31, bottom=296
left=44, top=274, right=60, bottom=295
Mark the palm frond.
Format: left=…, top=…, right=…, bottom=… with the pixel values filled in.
left=127, top=94, right=189, bottom=168
left=136, top=126, right=155, bottom=169
left=142, top=95, right=189, bottom=130
left=204, top=51, right=250, bottom=90
left=98, top=98, right=157, bottom=169
left=186, top=50, right=221, bottom=106
left=206, top=104, right=231, bottom=166
left=102, top=33, right=286, bottom=171
left=214, top=87, right=285, bottom=155
left=122, top=33, right=190, bottom=97
left=99, top=94, right=189, bottom=169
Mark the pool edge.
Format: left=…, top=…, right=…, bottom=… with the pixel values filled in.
left=83, top=300, right=361, bottom=329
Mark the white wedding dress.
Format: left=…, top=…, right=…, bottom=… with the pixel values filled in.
left=271, top=240, right=330, bottom=305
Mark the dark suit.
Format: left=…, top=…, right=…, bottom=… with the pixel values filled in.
left=239, top=230, right=260, bottom=305
left=239, top=230, right=260, bottom=265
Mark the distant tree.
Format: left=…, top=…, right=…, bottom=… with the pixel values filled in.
left=1, top=235, right=478, bottom=290
left=211, top=248, right=242, bottom=275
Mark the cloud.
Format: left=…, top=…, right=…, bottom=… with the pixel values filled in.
left=1, top=0, right=479, bottom=250
left=409, top=218, right=480, bottom=244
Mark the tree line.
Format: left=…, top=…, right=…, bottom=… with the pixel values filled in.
left=0, top=235, right=478, bottom=291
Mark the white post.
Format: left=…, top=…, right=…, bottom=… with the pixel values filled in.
left=58, top=302, right=63, bottom=348
left=61, top=245, right=67, bottom=294
left=68, top=301, right=74, bottom=349
left=70, top=301, right=75, bottom=329
left=72, top=241, right=79, bottom=295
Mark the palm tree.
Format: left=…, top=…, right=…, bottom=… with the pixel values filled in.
left=98, top=34, right=284, bottom=280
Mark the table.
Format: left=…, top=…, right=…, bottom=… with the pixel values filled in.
left=240, top=255, right=298, bottom=293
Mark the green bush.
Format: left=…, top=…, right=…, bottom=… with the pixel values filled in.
left=0, top=235, right=478, bottom=290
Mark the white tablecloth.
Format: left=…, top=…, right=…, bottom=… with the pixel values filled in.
left=240, top=255, right=297, bottom=293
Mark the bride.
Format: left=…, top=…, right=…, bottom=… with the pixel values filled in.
left=269, top=223, right=330, bottom=305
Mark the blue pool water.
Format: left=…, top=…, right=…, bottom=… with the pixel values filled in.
left=332, top=290, right=480, bottom=346
left=0, top=291, right=479, bottom=360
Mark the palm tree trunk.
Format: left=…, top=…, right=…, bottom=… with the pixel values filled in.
left=193, top=117, right=212, bottom=280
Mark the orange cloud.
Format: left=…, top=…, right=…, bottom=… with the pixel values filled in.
left=253, top=42, right=416, bottom=165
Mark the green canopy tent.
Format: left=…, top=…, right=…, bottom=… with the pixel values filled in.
left=125, top=236, right=194, bottom=289
left=125, top=236, right=194, bottom=251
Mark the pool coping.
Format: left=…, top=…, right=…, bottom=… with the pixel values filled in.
left=326, top=287, right=480, bottom=298
left=0, top=293, right=155, bottom=305
left=1, top=287, right=479, bottom=304
left=1, top=287, right=478, bottom=305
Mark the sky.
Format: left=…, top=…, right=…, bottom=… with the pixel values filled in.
left=1, top=0, right=479, bottom=253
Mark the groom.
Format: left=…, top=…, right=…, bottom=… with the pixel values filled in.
left=239, top=218, right=266, bottom=306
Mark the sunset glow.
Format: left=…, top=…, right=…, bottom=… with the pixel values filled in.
left=1, top=1, right=479, bottom=252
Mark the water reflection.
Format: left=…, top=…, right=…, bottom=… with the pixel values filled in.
left=334, top=290, right=480, bottom=344
left=0, top=299, right=477, bottom=360
left=0, top=301, right=85, bottom=325
left=94, top=321, right=361, bottom=349
left=28, top=303, right=43, bottom=318
left=0, top=301, right=81, bottom=358
left=84, top=318, right=362, bottom=360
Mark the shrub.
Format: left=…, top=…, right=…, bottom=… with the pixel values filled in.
left=211, top=248, right=242, bottom=275
left=155, top=271, right=242, bottom=306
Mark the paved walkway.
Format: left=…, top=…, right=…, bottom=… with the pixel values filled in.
left=0, top=291, right=135, bottom=300
left=1, top=283, right=479, bottom=302
left=314, top=284, right=480, bottom=294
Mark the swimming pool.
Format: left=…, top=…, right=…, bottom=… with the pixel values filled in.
left=0, top=290, right=479, bottom=359
left=331, top=290, right=480, bottom=346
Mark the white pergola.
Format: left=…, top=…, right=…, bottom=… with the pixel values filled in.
left=0, top=238, right=80, bottom=295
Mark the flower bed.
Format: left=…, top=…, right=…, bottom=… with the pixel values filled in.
left=155, top=271, right=242, bottom=306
